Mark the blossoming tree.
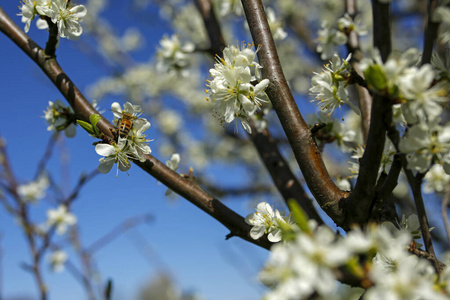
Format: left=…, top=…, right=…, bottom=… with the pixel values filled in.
left=0, top=0, right=449, bottom=299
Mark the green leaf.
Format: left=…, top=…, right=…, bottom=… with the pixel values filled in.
left=77, top=120, right=95, bottom=135
left=89, top=114, right=102, bottom=136
left=364, top=64, right=387, bottom=91
left=287, top=199, right=310, bottom=233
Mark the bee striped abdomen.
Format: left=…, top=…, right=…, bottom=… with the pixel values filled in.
left=118, top=113, right=134, bottom=138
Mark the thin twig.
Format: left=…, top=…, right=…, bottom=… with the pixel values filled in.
left=442, top=183, right=450, bottom=245
left=34, top=133, right=59, bottom=180
left=86, top=214, right=154, bottom=254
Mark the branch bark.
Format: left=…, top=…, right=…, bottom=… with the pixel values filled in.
left=241, top=0, right=348, bottom=227
left=0, top=6, right=272, bottom=251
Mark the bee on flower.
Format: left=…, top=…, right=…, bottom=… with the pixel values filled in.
left=95, top=102, right=152, bottom=176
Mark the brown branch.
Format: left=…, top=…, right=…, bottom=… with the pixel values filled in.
left=345, top=94, right=391, bottom=226
left=421, top=0, right=440, bottom=65
left=372, top=0, right=392, bottom=62
left=343, top=1, right=395, bottom=226
left=0, top=6, right=272, bottom=250
left=196, top=1, right=323, bottom=223
left=194, top=0, right=226, bottom=57
left=63, top=169, right=99, bottom=206
left=249, top=126, right=324, bottom=224
left=404, top=170, right=439, bottom=272
left=241, top=0, right=348, bottom=227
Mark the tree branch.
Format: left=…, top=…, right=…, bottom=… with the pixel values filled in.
left=0, top=6, right=272, bottom=250
left=421, top=0, right=440, bottom=65
left=372, top=0, right=392, bottom=62
left=241, top=0, right=348, bottom=227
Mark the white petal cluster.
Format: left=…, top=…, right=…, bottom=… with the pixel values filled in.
left=164, top=153, right=180, bottom=196
left=316, top=21, right=348, bottom=60
left=337, top=14, right=368, bottom=36
left=156, top=34, right=194, bottom=77
left=259, top=221, right=449, bottom=300
left=205, top=43, right=270, bottom=134
left=19, top=0, right=87, bottom=40
left=95, top=102, right=152, bottom=175
left=245, top=202, right=290, bottom=242
left=48, top=250, right=67, bottom=273
left=266, top=8, right=287, bottom=41
left=310, top=54, right=360, bottom=117
left=399, top=121, right=450, bottom=174
left=46, top=205, right=77, bottom=235
left=219, top=0, right=243, bottom=17
left=423, top=164, right=450, bottom=193
left=259, top=220, right=351, bottom=299
left=43, top=100, right=76, bottom=137
left=17, top=174, right=49, bottom=203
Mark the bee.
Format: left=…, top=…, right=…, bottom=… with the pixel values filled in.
left=117, top=112, right=137, bottom=138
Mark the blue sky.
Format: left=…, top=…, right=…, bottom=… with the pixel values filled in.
left=0, top=2, right=270, bottom=299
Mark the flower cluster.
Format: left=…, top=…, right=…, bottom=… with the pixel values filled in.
left=156, top=34, right=194, bottom=77
left=266, top=8, right=287, bottom=41
left=46, top=205, right=77, bottom=235
left=399, top=120, right=450, bottom=174
left=259, top=215, right=450, bottom=300
left=95, top=102, right=152, bottom=175
left=19, top=0, right=87, bottom=40
left=205, top=43, right=270, bottom=134
left=48, top=250, right=68, bottom=272
left=245, top=202, right=291, bottom=242
left=17, top=174, right=49, bottom=203
left=316, top=21, right=348, bottom=60
left=361, top=49, right=450, bottom=175
left=43, top=100, right=76, bottom=137
left=309, top=53, right=360, bottom=117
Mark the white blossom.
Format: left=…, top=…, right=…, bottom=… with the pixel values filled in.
left=206, top=43, right=270, bottom=134
left=219, top=0, right=243, bottom=16
left=96, top=102, right=152, bottom=175
left=156, top=34, right=194, bottom=76
left=48, top=0, right=87, bottom=40
left=337, top=14, right=368, bottom=36
left=367, top=255, right=443, bottom=300
left=95, top=139, right=132, bottom=176
left=17, top=174, right=49, bottom=203
left=18, top=0, right=42, bottom=32
left=309, top=54, right=359, bottom=117
left=399, top=121, right=450, bottom=174
left=423, top=164, right=450, bottom=193
left=48, top=250, right=67, bottom=273
left=245, top=202, right=290, bottom=242
left=259, top=221, right=351, bottom=299
left=316, top=21, right=348, bottom=60
left=399, top=64, right=447, bottom=124
left=46, top=205, right=77, bottom=235
left=266, top=8, right=287, bottom=41
left=43, top=100, right=76, bottom=138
